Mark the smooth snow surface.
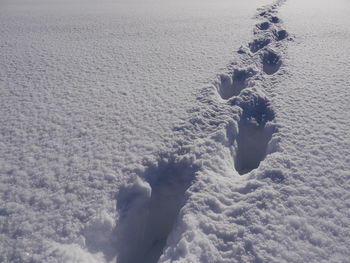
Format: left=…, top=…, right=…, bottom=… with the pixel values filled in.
left=1, top=0, right=350, bottom=262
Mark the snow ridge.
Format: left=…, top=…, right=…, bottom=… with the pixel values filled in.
left=114, top=1, right=290, bottom=262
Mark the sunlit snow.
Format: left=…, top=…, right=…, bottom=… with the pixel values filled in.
left=1, top=0, right=349, bottom=262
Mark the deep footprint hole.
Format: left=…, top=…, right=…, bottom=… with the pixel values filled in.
left=257, top=21, right=270, bottom=30
left=231, top=90, right=276, bottom=175
left=261, top=49, right=282, bottom=75
left=249, top=38, right=271, bottom=53
left=269, top=16, right=280, bottom=23
left=217, top=67, right=257, bottom=100
left=274, top=29, right=288, bottom=41
left=116, top=158, right=199, bottom=263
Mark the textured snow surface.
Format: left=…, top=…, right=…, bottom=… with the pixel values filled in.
left=1, top=0, right=350, bottom=262
left=0, top=0, right=271, bottom=262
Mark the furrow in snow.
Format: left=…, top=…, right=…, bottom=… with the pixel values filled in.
left=114, top=1, right=290, bottom=262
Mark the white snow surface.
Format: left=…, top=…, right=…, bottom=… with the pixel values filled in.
left=0, top=0, right=271, bottom=261
left=1, top=0, right=350, bottom=262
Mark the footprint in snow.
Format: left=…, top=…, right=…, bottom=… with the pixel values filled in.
left=116, top=157, right=198, bottom=263
left=216, top=67, right=257, bottom=100
left=249, top=38, right=271, bottom=53
left=230, top=89, right=277, bottom=175
left=257, top=21, right=270, bottom=30
left=261, top=48, right=282, bottom=75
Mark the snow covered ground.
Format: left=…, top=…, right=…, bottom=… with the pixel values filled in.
left=1, top=0, right=349, bottom=262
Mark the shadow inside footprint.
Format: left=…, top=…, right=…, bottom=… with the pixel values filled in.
left=274, top=29, right=288, bottom=41
left=261, top=49, right=282, bottom=75
left=235, top=119, right=276, bottom=175
left=269, top=16, right=280, bottom=23
left=249, top=38, right=271, bottom=53
left=217, top=67, right=257, bottom=100
left=116, top=158, right=199, bottom=263
left=231, top=89, right=277, bottom=175
left=257, top=21, right=270, bottom=30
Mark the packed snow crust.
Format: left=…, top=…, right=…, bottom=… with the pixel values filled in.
left=1, top=0, right=350, bottom=262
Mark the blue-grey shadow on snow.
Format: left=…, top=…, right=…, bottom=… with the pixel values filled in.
left=274, top=29, right=288, bottom=41
left=257, top=21, right=270, bottom=30
left=230, top=89, right=277, bottom=175
left=261, top=48, right=282, bottom=75
left=217, top=67, right=257, bottom=100
left=116, top=156, right=199, bottom=263
left=249, top=37, right=271, bottom=53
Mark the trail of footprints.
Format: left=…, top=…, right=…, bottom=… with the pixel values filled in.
left=115, top=2, right=289, bottom=262
left=216, top=0, right=288, bottom=174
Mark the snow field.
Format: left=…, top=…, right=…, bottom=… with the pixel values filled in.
left=0, top=0, right=274, bottom=262
left=2, top=0, right=349, bottom=262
